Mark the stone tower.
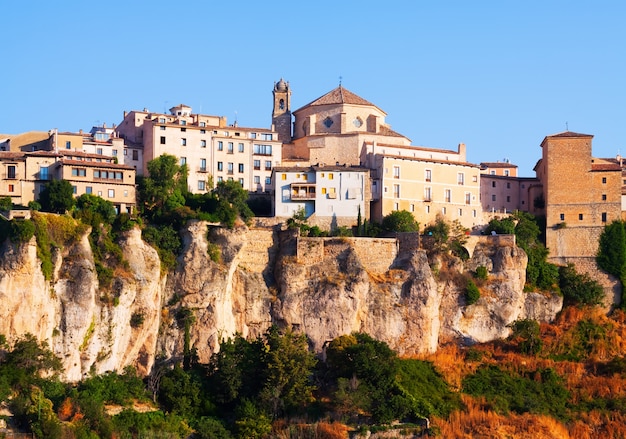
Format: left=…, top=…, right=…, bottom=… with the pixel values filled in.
left=272, top=78, right=292, bottom=143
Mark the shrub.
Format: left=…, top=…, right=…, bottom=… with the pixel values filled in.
left=509, top=319, right=542, bottom=355
left=10, top=219, right=35, bottom=243
left=130, top=312, right=145, bottom=328
left=465, top=279, right=480, bottom=305
left=474, top=265, right=488, bottom=280
left=559, top=263, right=604, bottom=306
left=382, top=210, right=419, bottom=233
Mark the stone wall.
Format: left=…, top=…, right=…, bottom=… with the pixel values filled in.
left=296, top=236, right=397, bottom=274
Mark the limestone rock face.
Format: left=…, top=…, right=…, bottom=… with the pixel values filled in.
left=0, top=219, right=566, bottom=380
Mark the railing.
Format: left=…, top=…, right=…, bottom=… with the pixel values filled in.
left=197, top=167, right=208, bottom=173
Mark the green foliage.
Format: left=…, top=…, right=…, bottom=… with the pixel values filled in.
left=597, top=220, right=626, bottom=288
left=0, top=196, right=12, bottom=211
left=331, top=225, right=353, bottom=237
left=138, top=154, right=188, bottom=221
left=423, top=215, right=450, bottom=251
left=213, top=180, right=254, bottom=227
left=142, top=224, right=182, bottom=272
left=551, top=319, right=610, bottom=362
left=194, top=416, right=233, bottom=439
left=462, top=365, right=569, bottom=419
left=234, top=398, right=272, bottom=439
left=474, top=265, right=488, bottom=280
left=559, top=263, right=604, bottom=306
left=485, top=217, right=516, bottom=235
left=10, top=219, right=35, bottom=243
left=158, top=365, right=203, bottom=420
left=112, top=410, right=193, bottom=438
left=207, top=241, right=221, bottom=263
left=465, top=279, right=480, bottom=305
left=396, top=359, right=461, bottom=419
left=509, top=319, right=543, bottom=355
left=38, top=179, right=76, bottom=214
left=28, top=200, right=42, bottom=211
left=130, top=312, right=145, bottom=328
left=382, top=210, right=419, bottom=233
left=75, top=194, right=116, bottom=228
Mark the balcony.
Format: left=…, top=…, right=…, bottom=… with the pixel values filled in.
left=291, top=184, right=316, bottom=200
left=3, top=172, right=19, bottom=180
left=197, top=167, right=208, bottom=173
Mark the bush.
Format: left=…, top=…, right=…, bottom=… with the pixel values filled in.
left=465, top=279, right=480, bottom=305
left=509, top=319, right=542, bottom=355
left=559, top=263, right=604, bottom=306
left=474, top=265, right=488, bottom=280
left=10, top=219, right=35, bottom=243
left=382, top=210, right=419, bottom=233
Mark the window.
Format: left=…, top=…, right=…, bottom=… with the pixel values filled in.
left=227, top=162, right=233, bottom=174
left=180, top=157, right=187, bottom=165
left=123, top=149, right=128, bottom=156
left=410, top=204, right=415, bottom=212
left=98, top=191, right=102, bottom=197
left=124, top=190, right=128, bottom=197
left=465, top=193, right=471, bottom=205
left=602, top=177, right=607, bottom=184
left=228, top=142, right=234, bottom=153
left=442, top=207, right=446, bottom=215
left=71, top=168, right=86, bottom=177
left=217, top=162, right=223, bottom=171
left=238, top=178, right=244, bottom=186
left=393, top=184, right=400, bottom=198
left=200, top=129, right=206, bottom=134
left=323, top=117, right=333, bottom=128
left=602, top=212, right=607, bottom=222
left=560, top=213, right=565, bottom=221
left=198, top=180, right=206, bottom=191
left=254, top=176, right=260, bottom=184
left=238, top=163, right=244, bottom=173
left=8, top=184, right=14, bottom=193
left=160, top=136, right=166, bottom=144
left=181, top=127, right=186, bottom=132
left=108, top=189, right=115, bottom=198
left=265, top=160, right=272, bottom=170
left=491, top=181, right=496, bottom=188
left=86, top=186, right=92, bottom=194
left=491, top=194, right=496, bottom=201
left=490, top=170, right=496, bottom=175
left=426, top=205, right=430, bottom=213
left=425, top=169, right=431, bottom=182
left=254, top=160, right=261, bottom=170
left=328, top=173, right=334, bottom=180
left=281, top=174, right=286, bottom=180
left=504, top=170, right=510, bottom=176
left=424, top=187, right=432, bottom=201
left=473, top=175, right=478, bottom=182
left=39, top=166, right=49, bottom=180
left=261, top=133, right=273, bottom=140
left=253, top=144, right=272, bottom=155
left=200, top=159, right=206, bottom=171
left=65, top=141, right=71, bottom=149
left=506, top=195, right=511, bottom=202
left=201, top=140, right=206, bottom=148
left=445, top=189, right=451, bottom=203
left=96, top=148, right=103, bottom=155
left=579, top=214, right=584, bottom=221
left=217, top=176, right=223, bottom=183
left=249, top=132, right=257, bottom=139
left=72, top=186, right=77, bottom=194
left=132, top=150, right=139, bottom=161
left=457, top=173, right=464, bottom=185
left=218, top=141, right=223, bottom=151
left=238, top=143, right=244, bottom=152
left=159, top=117, right=166, bottom=123
left=265, top=177, right=271, bottom=185
left=394, top=202, right=399, bottom=211
left=602, top=194, right=607, bottom=201
left=180, top=120, right=187, bottom=126
left=7, top=165, right=16, bottom=179
left=459, top=208, right=463, bottom=216
left=181, top=138, right=187, bottom=146
left=506, top=182, right=511, bottom=189
left=160, top=126, right=166, bottom=131
left=393, top=166, right=400, bottom=179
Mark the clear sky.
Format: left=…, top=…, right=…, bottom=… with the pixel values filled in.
left=2, top=1, right=624, bottom=176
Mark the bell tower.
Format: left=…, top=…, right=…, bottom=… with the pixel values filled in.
left=272, top=78, right=292, bottom=143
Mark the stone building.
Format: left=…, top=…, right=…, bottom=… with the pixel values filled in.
left=534, top=131, right=621, bottom=265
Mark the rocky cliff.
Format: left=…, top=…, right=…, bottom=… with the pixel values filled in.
left=0, top=217, right=563, bottom=380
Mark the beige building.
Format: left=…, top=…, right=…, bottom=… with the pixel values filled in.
left=0, top=149, right=136, bottom=214
left=277, top=81, right=483, bottom=230
left=115, top=104, right=282, bottom=194
left=534, top=131, right=621, bottom=264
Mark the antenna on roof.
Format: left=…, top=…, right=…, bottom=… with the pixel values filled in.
left=566, top=121, right=569, bottom=131
left=339, top=76, right=342, bottom=87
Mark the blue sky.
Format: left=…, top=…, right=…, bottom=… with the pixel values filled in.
left=2, top=1, right=624, bottom=176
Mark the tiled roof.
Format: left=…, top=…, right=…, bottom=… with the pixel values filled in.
left=547, top=131, right=593, bottom=138
left=480, top=162, right=518, bottom=168
left=296, top=86, right=386, bottom=115
left=60, top=159, right=135, bottom=170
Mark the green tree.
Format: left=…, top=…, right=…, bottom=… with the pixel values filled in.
left=213, top=180, right=254, bottom=227
left=424, top=215, right=450, bottom=250
left=509, top=319, right=543, bottom=355
left=0, top=196, right=12, bottom=211
left=559, top=263, right=604, bottom=306
left=259, top=326, right=317, bottom=417
left=597, top=220, right=626, bottom=286
left=75, top=194, right=116, bottom=228
left=382, top=210, right=419, bottom=233
left=485, top=216, right=516, bottom=235
left=465, top=279, right=480, bottom=305
left=38, top=179, right=76, bottom=214
left=138, top=154, right=188, bottom=220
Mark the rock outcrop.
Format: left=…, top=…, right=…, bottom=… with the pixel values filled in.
left=0, top=218, right=565, bottom=380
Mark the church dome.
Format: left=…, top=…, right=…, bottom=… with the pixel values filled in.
left=276, top=78, right=288, bottom=92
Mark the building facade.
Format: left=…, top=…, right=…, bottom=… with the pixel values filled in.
left=115, top=104, right=282, bottom=194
